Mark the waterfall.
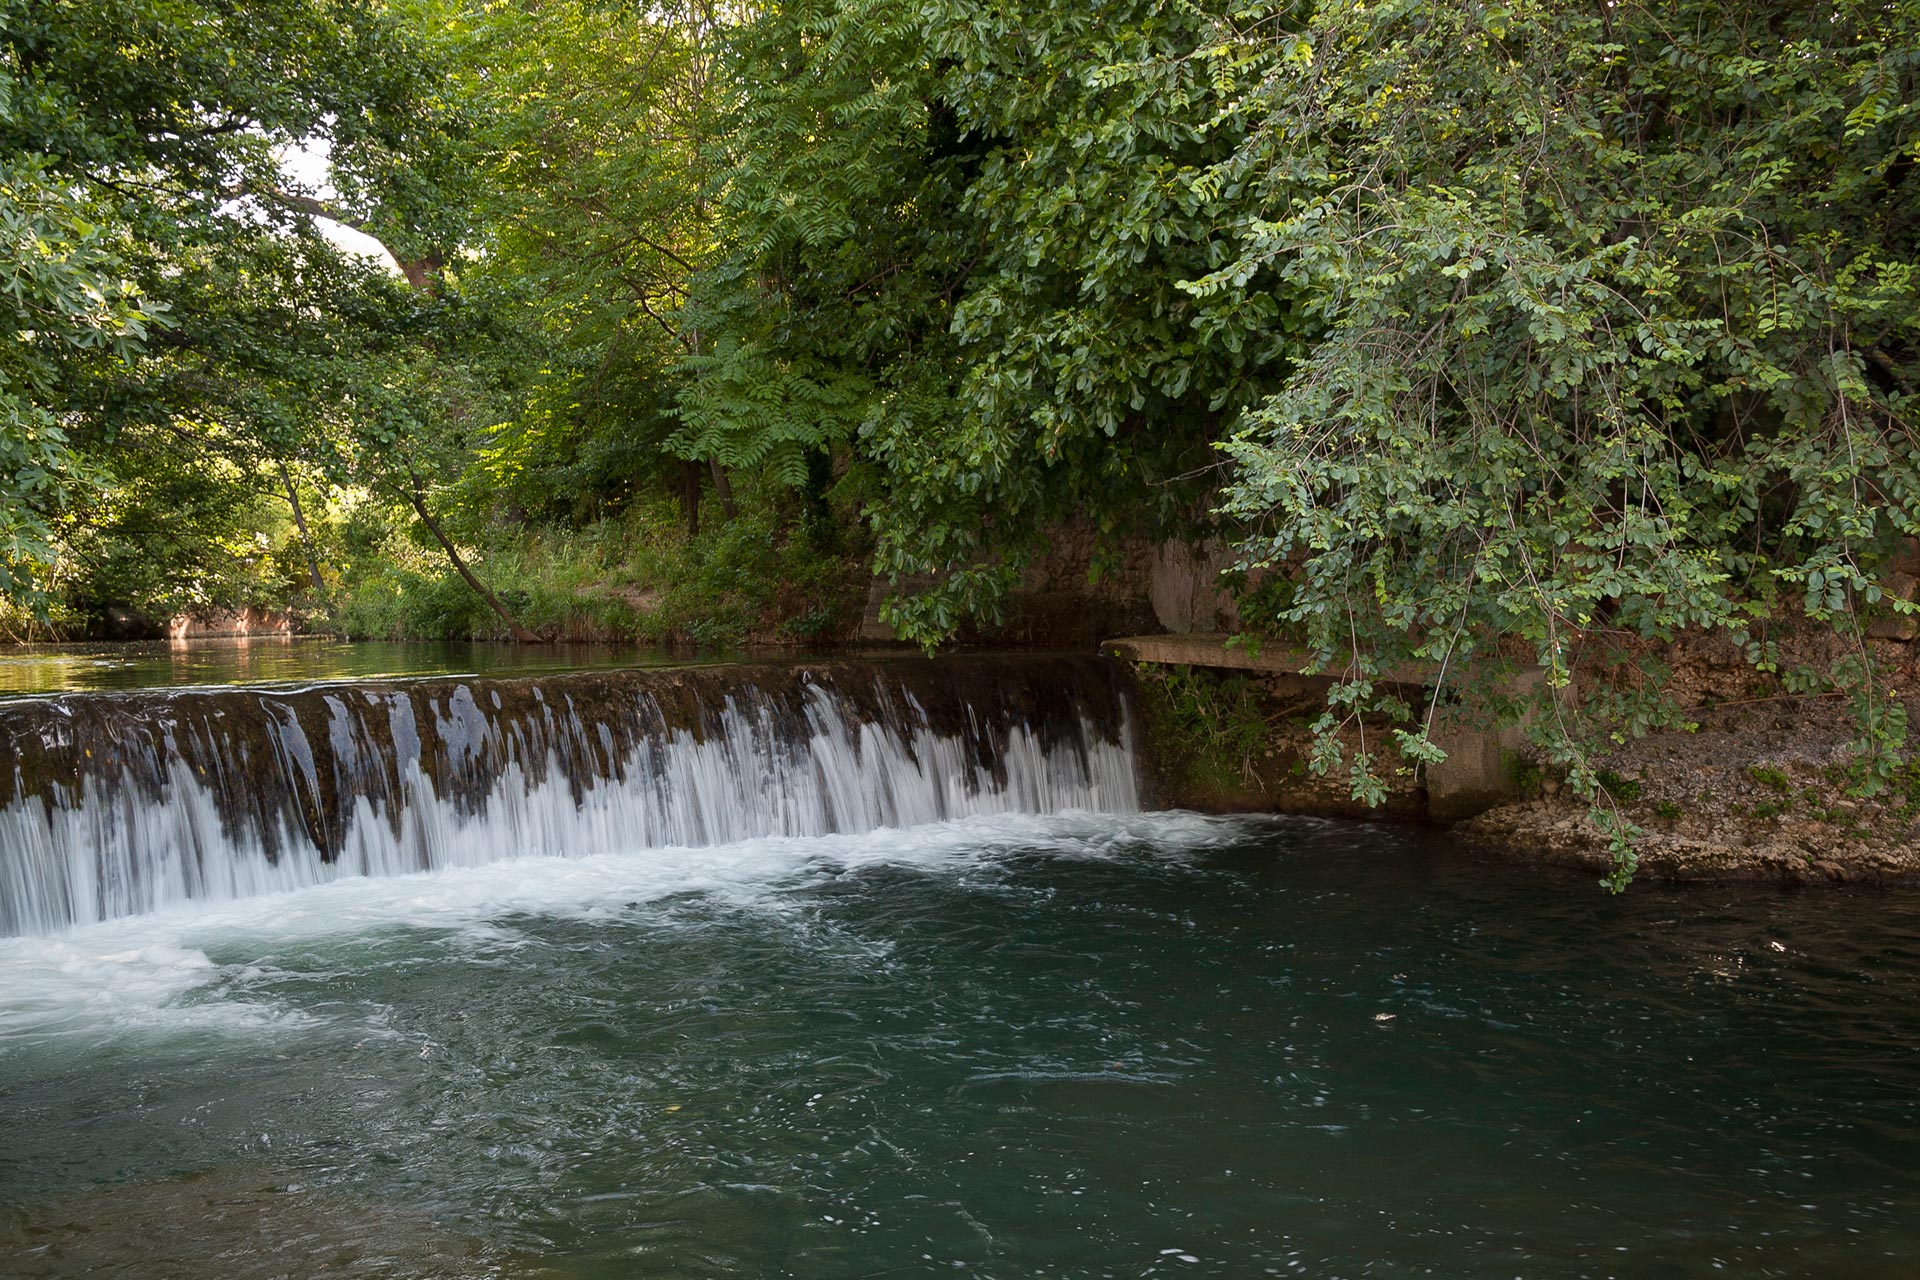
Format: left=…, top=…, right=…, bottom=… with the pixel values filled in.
left=0, top=656, right=1139, bottom=936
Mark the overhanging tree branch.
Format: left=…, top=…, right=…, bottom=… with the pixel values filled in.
left=228, top=182, right=540, bottom=640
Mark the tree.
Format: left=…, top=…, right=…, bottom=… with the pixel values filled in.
left=1194, top=0, right=1920, bottom=885
left=0, top=0, right=534, bottom=632
left=450, top=0, right=737, bottom=531
left=0, top=154, right=160, bottom=605
left=678, top=0, right=1299, bottom=642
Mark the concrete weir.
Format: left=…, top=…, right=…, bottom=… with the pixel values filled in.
left=0, top=655, right=1140, bottom=937
left=1104, top=633, right=1537, bottom=823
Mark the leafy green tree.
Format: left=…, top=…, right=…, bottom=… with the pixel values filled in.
left=451, top=0, right=736, bottom=528
left=0, top=154, right=159, bottom=604
left=1197, top=0, right=1920, bottom=884
left=680, top=0, right=1299, bottom=640
left=0, top=0, right=529, bottom=628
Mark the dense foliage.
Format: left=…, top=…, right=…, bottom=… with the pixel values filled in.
left=452, top=0, right=728, bottom=522
left=0, top=0, right=471, bottom=621
left=0, top=153, right=157, bottom=603
left=679, top=0, right=1294, bottom=639
left=1203, top=0, right=1920, bottom=879
left=6, top=0, right=1917, bottom=875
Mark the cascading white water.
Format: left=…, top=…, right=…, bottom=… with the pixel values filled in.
left=0, top=657, right=1139, bottom=936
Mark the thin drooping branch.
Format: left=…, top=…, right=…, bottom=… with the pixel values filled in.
left=278, top=460, right=328, bottom=600
left=403, top=462, right=541, bottom=643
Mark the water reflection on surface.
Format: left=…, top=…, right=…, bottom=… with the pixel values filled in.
left=0, top=637, right=705, bottom=696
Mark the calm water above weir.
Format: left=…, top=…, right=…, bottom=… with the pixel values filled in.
left=2, top=655, right=1918, bottom=1278
left=0, top=637, right=693, bottom=696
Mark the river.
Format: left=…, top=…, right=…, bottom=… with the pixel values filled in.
left=1, top=643, right=1916, bottom=1277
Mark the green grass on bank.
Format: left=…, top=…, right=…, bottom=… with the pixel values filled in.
left=330, top=500, right=868, bottom=647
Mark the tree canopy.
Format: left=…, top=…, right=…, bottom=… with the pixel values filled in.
left=1205, top=0, right=1919, bottom=875
left=5, top=0, right=1917, bottom=874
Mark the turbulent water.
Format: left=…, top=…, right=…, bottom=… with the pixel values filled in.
left=0, top=656, right=1134, bottom=935
left=4, top=653, right=1920, bottom=1278
left=4, top=813, right=1920, bottom=1279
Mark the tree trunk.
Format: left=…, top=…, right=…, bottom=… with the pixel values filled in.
left=404, top=466, right=541, bottom=643
left=802, top=446, right=838, bottom=552
left=680, top=460, right=702, bottom=537
left=709, top=459, right=737, bottom=522
left=278, top=462, right=328, bottom=601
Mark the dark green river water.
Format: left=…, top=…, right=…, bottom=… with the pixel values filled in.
left=3, top=813, right=1917, bottom=1278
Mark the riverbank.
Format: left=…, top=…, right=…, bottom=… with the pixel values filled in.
left=1462, top=692, right=1920, bottom=885
left=8, top=625, right=1914, bottom=886
left=1463, top=630, right=1920, bottom=884
left=1127, top=632, right=1920, bottom=886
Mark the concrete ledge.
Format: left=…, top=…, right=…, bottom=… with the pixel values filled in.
left=1107, top=631, right=1539, bottom=824
left=1103, top=633, right=1441, bottom=684
left=1106, top=632, right=1291, bottom=673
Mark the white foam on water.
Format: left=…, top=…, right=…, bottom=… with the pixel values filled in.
left=1, top=672, right=1142, bottom=935
left=0, top=810, right=1257, bottom=1044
